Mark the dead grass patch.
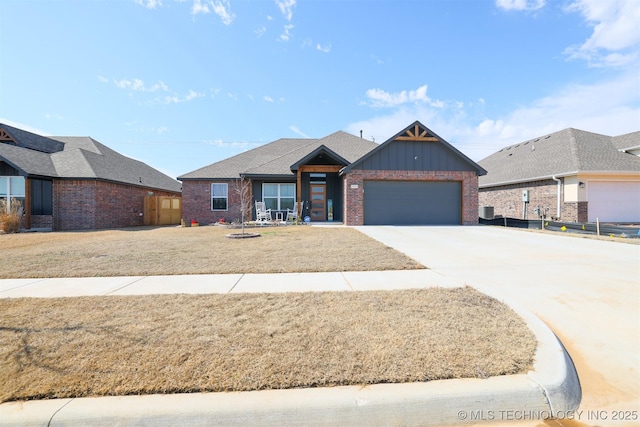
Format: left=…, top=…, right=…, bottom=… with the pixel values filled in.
left=0, top=226, right=423, bottom=278
left=0, top=287, right=536, bottom=403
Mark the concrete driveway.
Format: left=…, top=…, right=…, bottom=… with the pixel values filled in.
left=356, top=225, right=640, bottom=427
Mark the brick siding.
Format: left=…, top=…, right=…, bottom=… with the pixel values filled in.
left=30, top=215, right=53, bottom=229
left=343, top=170, right=480, bottom=225
left=479, top=179, right=586, bottom=222
left=53, top=179, right=179, bottom=231
left=181, top=179, right=247, bottom=225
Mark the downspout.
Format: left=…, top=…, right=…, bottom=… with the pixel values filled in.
left=552, top=175, right=561, bottom=220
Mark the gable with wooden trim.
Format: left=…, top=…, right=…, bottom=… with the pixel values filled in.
left=342, top=121, right=486, bottom=174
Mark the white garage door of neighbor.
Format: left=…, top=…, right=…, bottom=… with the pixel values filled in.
left=588, top=181, right=640, bottom=223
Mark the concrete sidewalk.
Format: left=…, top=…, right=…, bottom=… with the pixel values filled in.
left=0, top=227, right=593, bottom=426
left=0, top=269, right=460, bottom=298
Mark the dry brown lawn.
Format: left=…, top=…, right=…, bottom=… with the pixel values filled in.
left=0, top=225, right=538, bottom=403
left=0, top=225, right=423, bottom=278
left=0, top=287, right=536, bottom=403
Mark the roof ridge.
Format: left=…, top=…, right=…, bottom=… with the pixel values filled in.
left=179, top=138, right=315, bottom=178
left=242, top=139, right=320, bottom=174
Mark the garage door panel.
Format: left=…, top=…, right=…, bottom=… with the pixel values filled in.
left=588, top=181, right=640, bottom=223
left=364, top=181, right=461, bottom=225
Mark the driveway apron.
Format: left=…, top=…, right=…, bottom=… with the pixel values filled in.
left=356, top=225, right=640, bottom=426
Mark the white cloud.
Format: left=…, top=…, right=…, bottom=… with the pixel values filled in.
left=349, top=71, right=639, bottom=161
left=135, top=0, right=162, bottom=10
left=279, top=24, right=294, bottom=41
left=365, top=85, right=443, bottom=108
left=190, top=0, right=234, bottom=24
left=185, top=89, right=204, bottom=101
left=275, top=0, right=296, bottom=22
left=45, top=113, right=64, bottom=120
left=264, top=96, right=274, bottom=103
left=211, top=0, right=235, bottom=25
left=316, top=43, right=331, bottom=53
left=191, top=0, right=210, bottom=15
left=255, top=25, right=267, bottom=38
left=113, top=78, right=168, bottom=92
left=97, top=75, right=109, bottom=83
left=161, top=90, right=205, bottom=104
left=124, top=121, right=169, bottom=135
left=289, top=125, right=309, bottom=138
left=564, top=0, right=640, bottom=68
left=495, top=0, right=545, bottom=11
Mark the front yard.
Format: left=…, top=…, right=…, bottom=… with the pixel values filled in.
left=0, top=225, right=537, bottom=403
left=0, top=225, right=423, bottom=278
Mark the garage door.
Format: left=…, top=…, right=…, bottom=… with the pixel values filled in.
left=363, top=181, right=461, bottom=225
left=588, top=181, right=640, bottom=223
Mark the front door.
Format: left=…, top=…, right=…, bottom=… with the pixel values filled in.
left=310, top=184, right=326, bottom=221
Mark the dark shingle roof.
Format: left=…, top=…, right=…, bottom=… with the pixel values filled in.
left=0, top=124, right=64, bottom=153
left=178, top=131, right=378, bottom=180
left=51, top=137, right=182, bottom=191
left=0, top=124, right=181, bottom=193
left=478, top=128, right=640, bottom=187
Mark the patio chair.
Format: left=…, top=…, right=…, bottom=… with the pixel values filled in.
left=255, top=201, right=272, bottom=223
left=286, top=202, right=302, bottom=223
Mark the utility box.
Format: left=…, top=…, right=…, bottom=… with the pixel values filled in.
left=479, top=206, right=494, bottom=220
left=522, top=190, right=530, bottom=202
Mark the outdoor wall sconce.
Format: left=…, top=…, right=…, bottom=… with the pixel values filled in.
left=579, top=182, right=585, bottom=188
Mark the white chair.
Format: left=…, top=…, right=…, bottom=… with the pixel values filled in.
left=286, top=202, right=302, bottom=223
left=255, top=201, right=272, bottom=223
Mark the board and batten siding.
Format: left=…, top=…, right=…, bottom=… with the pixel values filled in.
left=354, top=140, right=479, bottom=172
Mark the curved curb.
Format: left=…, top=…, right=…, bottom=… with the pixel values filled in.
left=0, top=287, right=582, bottom=426
left=474, top=284, right=583, bottom=417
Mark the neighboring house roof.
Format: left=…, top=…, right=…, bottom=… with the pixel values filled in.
left=178, top=131, right=378, bottom=180
left=478, top=128, right=640, bottom=187
left=612, top=131, right=640, bottom=152
left=0, top=123, right=182, bottom=193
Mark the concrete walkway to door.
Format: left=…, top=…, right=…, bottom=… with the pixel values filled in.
left=356, top=225, right=640, bottom=426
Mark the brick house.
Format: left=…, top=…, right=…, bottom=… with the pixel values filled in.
left=178, top=121, right=486, bottom=226
left=477, top=128, right=640, bottom=223
left=0, top=123, right=182, bottom=231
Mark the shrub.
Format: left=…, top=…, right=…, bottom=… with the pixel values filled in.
left=0, top=198, right=23, bottom=233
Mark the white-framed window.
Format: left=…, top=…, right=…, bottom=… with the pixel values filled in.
left=211, top=183, right=228, bottom=211
left=0, top=176, right=26, bottom=211
left=263, top=183, right=295, bottom=211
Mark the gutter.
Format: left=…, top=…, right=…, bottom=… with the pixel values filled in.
left=479, top=170, right=640, bottom=189
left=478, top=172, right=578, bottom=189
left=552, top=176, right=562, bottom=219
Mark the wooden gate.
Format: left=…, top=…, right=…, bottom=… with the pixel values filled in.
left=144, top=196, right=182, bottom=226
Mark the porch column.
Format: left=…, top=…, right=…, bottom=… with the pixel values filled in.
left=296, top=169, right=302, bottom=216
left=24, top=177, right=31, bottom=229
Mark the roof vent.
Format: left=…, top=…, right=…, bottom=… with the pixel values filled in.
left=544, top=135, right=551, bottom=139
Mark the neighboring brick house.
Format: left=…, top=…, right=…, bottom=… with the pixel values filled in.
left=178, top=121, right=486, bottom=226
left=0, top=123, right=182, bottom=231
left=477, top=128, right=640, bottom=223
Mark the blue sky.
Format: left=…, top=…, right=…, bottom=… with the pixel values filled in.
left=1, top=0, right=638, bottom=180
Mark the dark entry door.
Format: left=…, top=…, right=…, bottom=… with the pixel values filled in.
left=310, top=184, right=326, bottom=221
